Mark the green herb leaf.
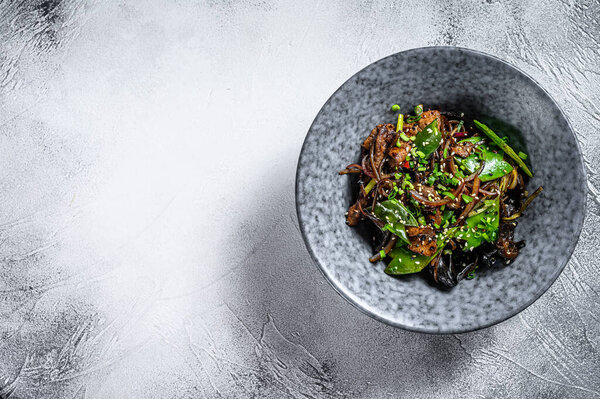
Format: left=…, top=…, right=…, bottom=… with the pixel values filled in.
left=412, top=119, right=442, bottom=158
left=473, top=120, right=533, bottom=177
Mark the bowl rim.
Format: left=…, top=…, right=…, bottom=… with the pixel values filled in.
left=295, top=45, right=587, bottom=334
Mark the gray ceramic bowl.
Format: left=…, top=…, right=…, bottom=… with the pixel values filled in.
left=296, top=47, right=586, bottom=334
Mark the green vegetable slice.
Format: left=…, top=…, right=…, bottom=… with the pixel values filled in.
left=373, top=200, right=418, bottom=244
left=385, top=228, right=458, bottom=275
left=455, top=148, right=514, bottom=182
left=473, top=120, right=533, bottom=177
left=458, top=136, right=485, bottom=145
left=412, top=119, right=442, bottom=159
left=454, top=197, right=500, bottom=250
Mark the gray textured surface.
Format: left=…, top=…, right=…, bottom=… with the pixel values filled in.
left=297, top=47, right=586, bottom=333
left=0, top=0, right=598, bottom=398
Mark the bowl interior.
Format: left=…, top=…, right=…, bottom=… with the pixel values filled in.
left=296, top=47, right=585, bottom=333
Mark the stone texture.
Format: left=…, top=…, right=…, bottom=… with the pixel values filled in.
left=0, top=0, right=598, bottom=398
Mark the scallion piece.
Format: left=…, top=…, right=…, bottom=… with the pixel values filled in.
left=443, top=192, right=456, bottom=200
left=518, top=151, right=528, bottom=160
left=364, top=178, right=377, bottom=194
left=379, top=249, right=386, bottom=259
left=462, top=194, right=473, bottom=203
left=414, top=104, right=423, bottom=116
left=399, top=132, right=410, bottom=142
left=391, top=104, right=400, bottom=112
left=396, top=113, right=404, bottom=132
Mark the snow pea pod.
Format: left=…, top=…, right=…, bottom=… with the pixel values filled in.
left=456, top=148, right=513, bottom=182
left=454, top=197, right=500, bottom=250
left=373, top=200, right=418, bottom=244
left=385, top=228, right=457, bottom=275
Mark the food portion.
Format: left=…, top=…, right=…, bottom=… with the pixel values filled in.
left=339, top=105, right=542, bottom=288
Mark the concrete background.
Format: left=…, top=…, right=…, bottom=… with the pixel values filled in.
left=0, top=0, right=598, bottom=398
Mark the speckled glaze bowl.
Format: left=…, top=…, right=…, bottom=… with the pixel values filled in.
left=296, top=47, right=586, bottom=334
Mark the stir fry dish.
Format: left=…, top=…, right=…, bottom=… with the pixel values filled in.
left=339, top=105, right=543, bottom=288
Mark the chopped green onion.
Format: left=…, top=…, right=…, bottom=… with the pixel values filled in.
left=394, top=173, right=402, bottom=179
left=406, top=115, right=422, bottom=123
left=415, top=150, right=426, bottom=158
left=418, top=216, right=426, bottom=225
left=518, top=151, right=528, bottom=160
left=456, top=120, right=464, bottom=132
left=414, top=104, right=423, bottom=116
left=409, top=135, right=416, bottom=141
left=379, top=249, right=386, bottom=259
left=442, top=192, right=456, bottom=200
left=417, top=166, right=427, bottom=171
left=391, top=104, right=400, bottom=112
left=396, top=113, right=404, bottom=132
left=466, top=270, right=476, bottom=280
left=440, top=205, right=445, bottom=211
left=433, top=223, right=440, bottom=229
left=443, top=147, right=448, bottom=158
left=462, top=194, right=473, bottom=203
left=402, top=179, right=414, bottom=190
left=364, top=179, right=377, bottom=194
left=399, top=132, right=410, bottom=142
